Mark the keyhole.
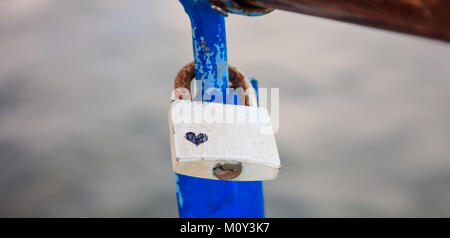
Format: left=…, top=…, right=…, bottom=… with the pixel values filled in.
left=213, top=162, right=242, bottom=180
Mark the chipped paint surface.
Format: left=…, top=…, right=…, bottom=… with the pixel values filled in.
left=180, top=0, right=229, bottom=103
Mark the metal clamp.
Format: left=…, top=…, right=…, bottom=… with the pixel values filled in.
left=209, top=0, right=274, bottom=16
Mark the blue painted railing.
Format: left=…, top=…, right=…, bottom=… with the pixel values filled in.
left=175, top=0, right=265, bottom=218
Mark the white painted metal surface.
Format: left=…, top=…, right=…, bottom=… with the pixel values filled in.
left=169, top=100, right=281, bottom=181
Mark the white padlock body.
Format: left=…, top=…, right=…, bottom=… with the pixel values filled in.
left=168, top=100, right=280, bottom=181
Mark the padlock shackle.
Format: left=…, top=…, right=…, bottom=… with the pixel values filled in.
left=173, top=62, right=258, bottom=107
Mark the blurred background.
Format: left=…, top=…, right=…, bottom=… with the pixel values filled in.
left=1, top=0, right=450, bottom=217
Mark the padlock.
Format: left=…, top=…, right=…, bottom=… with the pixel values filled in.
left=169, top=62, right=281, bottom=181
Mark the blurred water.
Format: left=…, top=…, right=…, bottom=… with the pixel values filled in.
left=1, top=0, right=450, bottom=217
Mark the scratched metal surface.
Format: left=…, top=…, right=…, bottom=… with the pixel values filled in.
left=1, top=0, right=450, bottom=217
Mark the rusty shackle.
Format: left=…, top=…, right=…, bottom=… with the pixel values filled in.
left=173, top=61, right=257, bottom=107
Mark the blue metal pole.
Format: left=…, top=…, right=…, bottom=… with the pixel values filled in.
left=179, top=0, right=228, bottom=103
left=176, top=0, right=265, bottom=218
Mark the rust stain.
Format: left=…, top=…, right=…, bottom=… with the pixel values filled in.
left=240, top=0, right=450, bottom=42
left=173, top=62, right=255, bottom=106
left=228, top=66, right=252, bottom=106
left=174, top=62, right=195, bottom=100
left=200, top=39, right=209, bottom=54
left=405, top=0, right=426, bottom=8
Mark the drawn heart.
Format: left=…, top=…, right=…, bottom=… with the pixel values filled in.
left=185, top=132, right=208, bottom=146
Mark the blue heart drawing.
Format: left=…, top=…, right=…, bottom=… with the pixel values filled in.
left=185, top=132, right=208, bottom=146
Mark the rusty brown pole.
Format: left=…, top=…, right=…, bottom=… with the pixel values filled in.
left=214, top=0, right=450, bottom=42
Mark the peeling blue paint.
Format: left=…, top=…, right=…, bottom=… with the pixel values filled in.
left=180, top=0, right=228, bottom=103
